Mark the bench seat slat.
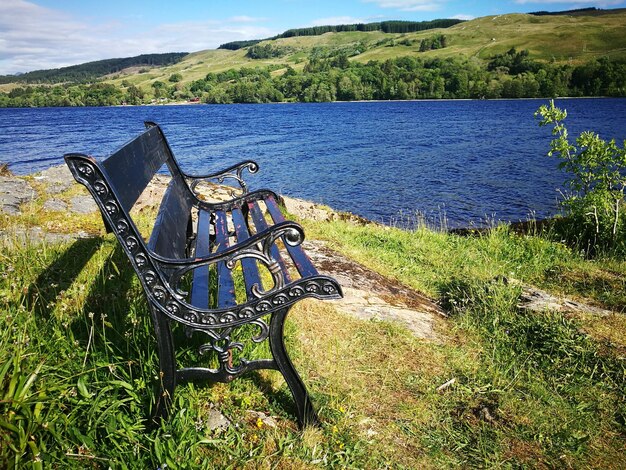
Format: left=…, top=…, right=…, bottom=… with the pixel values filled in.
left=190, top=210, right=211, bottom=309
left=214, top=211, right=236, bottom=308
left=248, top=201, right=292, bottom=284
left=264, top=197, right=319, bottom=278
left=231, top=208, right=263, bottom=298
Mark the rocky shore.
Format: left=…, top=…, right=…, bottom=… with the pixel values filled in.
left=2, top=164, right=607, bottom=340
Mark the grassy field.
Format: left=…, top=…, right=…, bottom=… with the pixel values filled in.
left=1, top=176, right=625, bottom=468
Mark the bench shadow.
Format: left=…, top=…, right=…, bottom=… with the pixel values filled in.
left=73, top=242, right=144, bottom=354
left=26, top=236, right=302, bottom=423
left=27, top=237, right=104, bottom=320
left=247, top=372, right=298, bottom=418
left=26, top=235, right=147, bottom=366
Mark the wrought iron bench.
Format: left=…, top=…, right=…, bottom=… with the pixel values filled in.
left=64, top=122, right=343, bottom=428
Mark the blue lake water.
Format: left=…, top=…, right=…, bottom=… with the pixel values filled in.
left=1, top=99, right=625, bottom=227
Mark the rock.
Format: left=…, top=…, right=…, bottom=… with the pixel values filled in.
left=43, top=199, right=68, bottom=212
left=0, top=176, right=35, bottom=215
left=304, top=240, right=446, bottom=340
left=135, top=174, right=170, bottom=210
left=34, top=164, right=74, bottom=194
left=246, top=410, right=278, bottom=428
left=0, top=226, right=80, bottom=246
left=205, top=408, right=230, bottom=432
left=282, top=196, right=334, bottom=222
left=518, top=284, right=612, bottom=317
left=70, top=195, right=98, bottom=214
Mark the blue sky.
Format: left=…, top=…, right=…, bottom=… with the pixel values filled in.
left=1, top=0, right=625, bottom=74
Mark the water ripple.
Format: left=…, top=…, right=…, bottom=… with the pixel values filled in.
left=1, top=99, right=625, bottom=227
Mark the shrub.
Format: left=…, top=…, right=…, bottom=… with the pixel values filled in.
left=535, top=100, right=626, bottom=256
left=168, top=73, right=182, bottom=83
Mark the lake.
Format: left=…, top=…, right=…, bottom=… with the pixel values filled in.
left=1, top=99, right=625, bottom=227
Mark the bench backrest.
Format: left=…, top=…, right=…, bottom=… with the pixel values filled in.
left=101, top=125, right=171, bottom=213
left=65, top=123, right=194, bottom=262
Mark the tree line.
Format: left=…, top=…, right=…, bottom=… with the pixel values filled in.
left=529, top=7, right=600, bottom=16
left=219, top=19, right=463, bottom=50
left=1, top=50, right=625, bottom=107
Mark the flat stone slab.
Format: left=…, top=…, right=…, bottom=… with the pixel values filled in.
left=519, top=284, right=613, bottom=317
left=0, top=176, right=36, bottom=215
left=34, top=164, right=74, bottom=194
left=43, top=199, right=69, bottom=212
left=0, top=226, right=84, bottom=247
left=304, top=240, right=446, bottom=340
left=70, top=195, right=98, bottom=214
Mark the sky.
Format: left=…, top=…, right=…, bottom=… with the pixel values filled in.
left=1, top=0, right=625, bottom=75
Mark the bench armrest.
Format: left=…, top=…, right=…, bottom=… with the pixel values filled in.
left=185, top=160, right=259, bottom=199
left=196, top=188, right=280, bottom=212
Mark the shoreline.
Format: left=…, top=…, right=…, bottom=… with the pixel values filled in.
left=1, top=163, right=556, bottom=235
left=1, top=95, right=623, bottom=111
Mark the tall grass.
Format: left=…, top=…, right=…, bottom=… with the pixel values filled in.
left=1, top=206, right=625, bottom=467
left=0, top=236, right=428, bottom=468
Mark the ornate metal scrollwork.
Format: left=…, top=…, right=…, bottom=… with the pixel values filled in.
left=93, top=180, right=108, bottom=197
left=66, top=156, right=182, bottom=320
left=189, top=160, right=259, bottom=199
left=65, top=154, right=342, bottom=334
left=66, top=138, right=341, bottom=428
left=225, top=225, right=304, bottom=298
left=192, top=324, right=255, bottom=376
left=185, top=314, right=271, bottom=379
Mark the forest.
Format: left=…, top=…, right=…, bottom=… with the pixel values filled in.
left=1, top=48, right=625, bottom=107
left=0, top=53, right=188, bottom=85
left=218, top=19, right=463, bottom=50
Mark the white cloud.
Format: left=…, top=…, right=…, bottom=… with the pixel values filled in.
left=514, top=0, right=622, bottom=5
left=0, top=0, right=276, bottom=75
left=138, top=21, right=276, bottom=57
left=452, top=14, right=475, bottom=20
left=362, top=0, right=445, bottom=12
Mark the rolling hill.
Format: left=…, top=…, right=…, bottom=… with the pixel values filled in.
left=1, top=8, right=625, bottom=105
left=100, top=8, right=626, bottom=91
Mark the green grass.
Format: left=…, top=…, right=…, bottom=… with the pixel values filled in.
left=1, top=183, right=625, bottom=467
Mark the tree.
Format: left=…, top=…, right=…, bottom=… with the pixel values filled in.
left=151, top=81, right=166, bottom=98
left=125, top=84, right=144, bottom=105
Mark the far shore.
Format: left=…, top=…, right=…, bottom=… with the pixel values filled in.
left=2, top=94, right=621, bottom=111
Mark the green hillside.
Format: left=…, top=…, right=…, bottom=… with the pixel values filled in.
left=1, top=8, right=625, bottom=105
left=100, top=9, right=626, bottom=90
left=0, top=53, right=188, bottom=85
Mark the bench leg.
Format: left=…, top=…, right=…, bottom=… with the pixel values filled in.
left=269, top=307, right=320, bottom=428
left=150, top=306, right=177, bottom=423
